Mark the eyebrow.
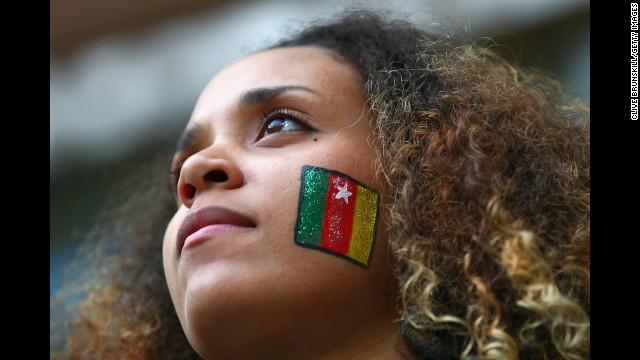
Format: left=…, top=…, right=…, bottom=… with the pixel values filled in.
left=175, top=123, right=202, bottom=153
left=239, top=85, right=321, bottom=107
left=174, top=85, right=321, bottom=154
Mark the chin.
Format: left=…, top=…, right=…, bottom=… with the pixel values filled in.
left=176, top=264, right=275, bottom=358
left=180, top=295, right=286, bottom=359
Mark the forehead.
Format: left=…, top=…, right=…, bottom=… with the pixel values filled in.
left=195, top=46, right=363, bottom=111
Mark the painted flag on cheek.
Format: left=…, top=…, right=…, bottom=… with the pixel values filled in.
left=294, top=165, right=380, bottom=268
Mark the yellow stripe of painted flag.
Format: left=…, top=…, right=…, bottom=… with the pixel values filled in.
left=347, top=185, right=379, bottom=266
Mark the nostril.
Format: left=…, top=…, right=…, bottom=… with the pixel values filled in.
left=183, top=184, right=196, bottom=199
left=204, top=170, right=229, bottom=182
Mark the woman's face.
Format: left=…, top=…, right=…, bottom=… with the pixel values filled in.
left=163, top=46, right=398, bottom=359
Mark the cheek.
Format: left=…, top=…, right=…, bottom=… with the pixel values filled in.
left=247, top=162, right=300, bottom=216
left=315, top=137, right=380, bottom=192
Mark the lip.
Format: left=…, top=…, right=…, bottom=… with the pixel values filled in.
left=176, top=205, right=255, bottom=256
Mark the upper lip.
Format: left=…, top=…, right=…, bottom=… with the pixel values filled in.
left=176, top=205, right=255, bottom=256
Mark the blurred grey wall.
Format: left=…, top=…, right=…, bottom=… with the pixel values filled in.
left=50, top=0, right=589, bottom=296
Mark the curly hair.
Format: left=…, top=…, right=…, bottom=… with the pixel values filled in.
left=276, top=10, right=589, bottom=359
left=51, top=10, right=589, bottom=360
left=50, top=149, right=200, bottom=359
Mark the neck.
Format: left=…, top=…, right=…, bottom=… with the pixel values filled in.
left=296, top=312, right=418, bottom=360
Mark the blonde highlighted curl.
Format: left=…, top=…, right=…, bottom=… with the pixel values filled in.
left=376, top=38, right=589, bottom=360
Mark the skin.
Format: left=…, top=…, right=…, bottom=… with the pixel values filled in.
left=163, top=46, right=408, bottom=359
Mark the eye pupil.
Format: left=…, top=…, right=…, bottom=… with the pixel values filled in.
left=266, top=118, right=286, bottom=134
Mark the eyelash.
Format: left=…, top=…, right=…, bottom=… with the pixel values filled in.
left=256, top=106, right=313, bottom=141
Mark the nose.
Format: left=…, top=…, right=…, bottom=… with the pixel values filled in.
left=177, top=149, right=244, bottom=208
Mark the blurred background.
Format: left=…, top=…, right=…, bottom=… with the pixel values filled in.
left=50, top=0, right=589, bottom=297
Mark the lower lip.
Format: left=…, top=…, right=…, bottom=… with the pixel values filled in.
left=182, top=224, right=245, bottom=253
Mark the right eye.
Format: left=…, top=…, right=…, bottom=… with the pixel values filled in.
left=256, top=107, right=315, bottom=141
left=265, top=117, right=306, bottom=134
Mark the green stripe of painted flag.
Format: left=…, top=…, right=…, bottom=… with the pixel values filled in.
left=296, top=169, right=330, bottom=245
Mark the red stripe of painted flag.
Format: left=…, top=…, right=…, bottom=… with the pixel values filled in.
left=320, top=174, right=357, bottom=254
